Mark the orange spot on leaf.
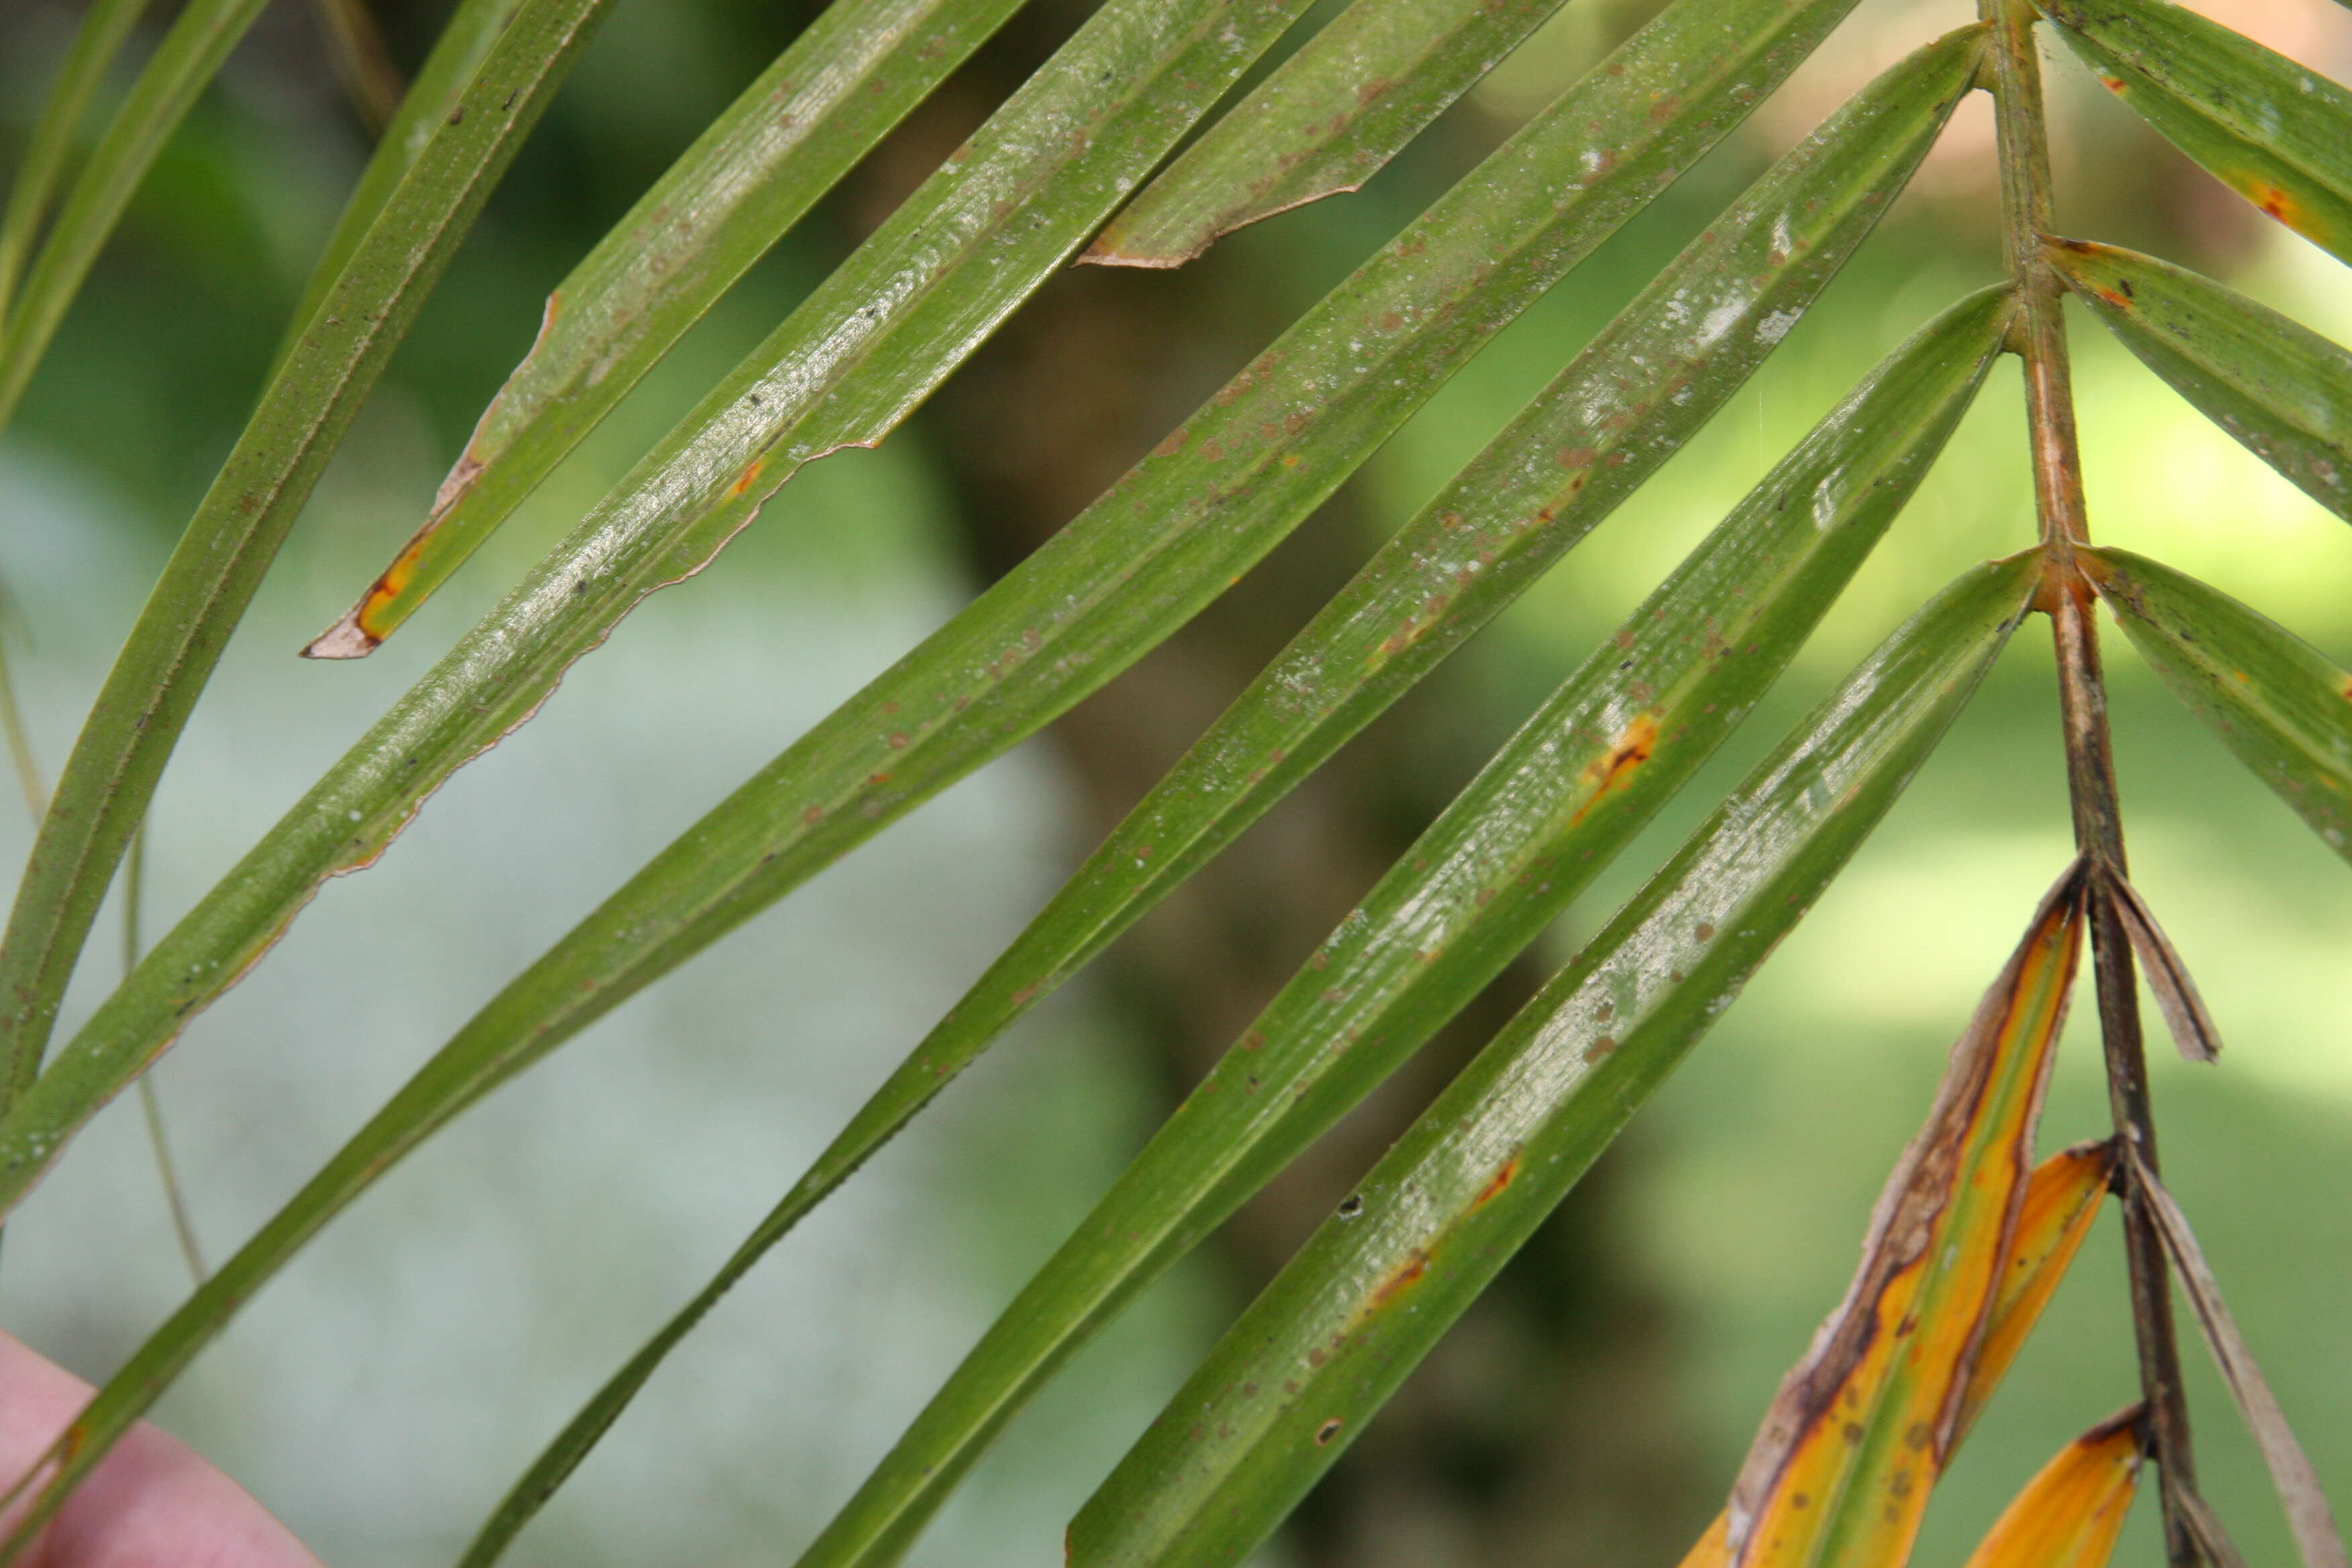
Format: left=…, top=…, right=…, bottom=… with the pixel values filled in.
left=1570, top=713, right=1659, bottom=824
left=1473, top=1155, right=1520, bottom=1208
left=2241, top=177, right=2302, bottom=227
left=1368, top=1250, right=1430, bottom=1310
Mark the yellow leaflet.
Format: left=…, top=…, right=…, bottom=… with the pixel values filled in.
left=1726, top=861, right=2089, bottom=1568
left=1959, top=1410, right=2143, bottom=1568
left=1669, top=1136, right=2112, bottom=1568
left=1958, top=1139, right=2112, bottom=1438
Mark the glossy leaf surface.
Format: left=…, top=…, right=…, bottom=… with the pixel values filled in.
left=2081, top=545, right=2352, bottom=864
left=752, top=276, right=2005, bottom=1568
left=2049, top=238, right=2352, bottom=523
left=1067, top=555, right=2041, bottom=1568
left=0, top=0, right=1318, bottom=1217
left=2041, top=0, right=2352, bottom=264
left=763, top=37, right=1991, bottom=1288
left=309, top=0, right=1030, bottom=654
left=1, top=0, right=1874, bottom=1218
left=1959, top=1411, right=2144, bottom=1568
left=0, top=0, right=618, bottom=1122
left=1087, top=0, right=1566, bottom=267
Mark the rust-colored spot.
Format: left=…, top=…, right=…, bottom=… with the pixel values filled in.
left=1557, top=444, right=1599, bottom=469
left=2098, top=72, right=2127, bottom=93
left=1369, top=1250, right=1430, bottom=1310
left=2338, top=674, right=2352, bottom=701
left=2240, top=177, right=2303, bottom=228
left=1473, top=1155, right=1520, bottom=1208
left=728, top=456, right=767, bottom=499
left=340, top=526, right=434, bottom=648
left=1696, top=922, right=1716, bottom=941
left=1583, top=1034, right=1619, bottom=1064
left=1569, top=712, right=1659, bottom=824
left=1153, top=426, right=1189, bottom=458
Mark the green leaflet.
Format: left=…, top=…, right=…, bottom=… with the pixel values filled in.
left=2081, top=546, right=2352, bottom=863
left=0, top=0, right=1872, bottom=1214
left=0, top=44, right=1997, bottom=1565
left=0, top=0, right=272, bottom=430
left=472, top=282, right=2010, bottom=1568
left=272, top=0, right=524, bottom=372
left=2040, top=0, right=2352, bottom=266
left=0, top=0, right=618, bottom=1122
left=759, top=283, right=2007, bottom=1568
left=562, top=64, right=1992, bottom=1559
left=2047, top=238, right=2352, bottom=523
left=0, top=0, right=150, bottom=331
left=1067, top=554, right=2042, bottom=1568
left=307, top=0, right=1031, bottom=656
left=838, top=23, right=1984, bottom=1183
left=0, top=0, right=1315, bottom=1218
left=1087, top=0, right=1566, bottom=268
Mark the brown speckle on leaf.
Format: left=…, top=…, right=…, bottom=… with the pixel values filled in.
left=1473, top=1155, right=1520, bottom=1208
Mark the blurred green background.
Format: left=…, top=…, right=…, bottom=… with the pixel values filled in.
left=0, top=0, right=2345, bottom=1563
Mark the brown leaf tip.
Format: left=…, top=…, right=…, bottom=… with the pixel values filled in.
left=301, top=615, right=381, bottom=660
left=1075, top=234, right=1192, bottom=271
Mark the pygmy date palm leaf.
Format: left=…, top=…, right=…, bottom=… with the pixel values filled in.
left=1, top=0, right=2349, bottom=1562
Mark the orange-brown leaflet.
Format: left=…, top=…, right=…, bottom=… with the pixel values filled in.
left=1959, top=1408, right=2144, bottom=1568
left=1724, top=859, right=2090, bottom=1567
